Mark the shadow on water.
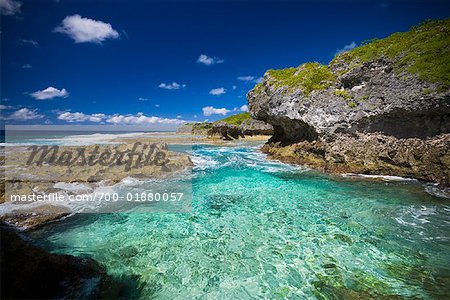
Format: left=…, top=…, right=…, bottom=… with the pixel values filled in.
left=29, top=213, right=145, bottom=299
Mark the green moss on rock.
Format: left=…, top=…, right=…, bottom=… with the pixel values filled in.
left=256, top=19, right=450, bottom=96
left=334, top=90, right=352, bottom=100
left=215, top=112, right=251, bottom=126
left=267, top=62, right=336, bottom=96
left=331, top=19, right=450, bottom=90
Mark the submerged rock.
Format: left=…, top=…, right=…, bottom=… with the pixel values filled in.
left=0, top=223, right=106, bottom=299
left=0, top=204, right=71, bottom=231
left=248, top=19, right=450, bottom=185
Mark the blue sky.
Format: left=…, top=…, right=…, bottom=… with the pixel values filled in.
left=1, top=0, right=449, bottom=129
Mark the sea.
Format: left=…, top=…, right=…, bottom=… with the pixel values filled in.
left=2, top=130, right=450, bottom=299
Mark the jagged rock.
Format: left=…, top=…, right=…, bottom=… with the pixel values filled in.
left=262, top=133, right=450, bottom=186
left=240, top=119, right=274, bottom=136
left=207, top=119, right=273, bottom=140
left=247, top=20, right=450, bottom=185
left=248, top=59, right=449, bottom=143
left=0, top=204, right=71, bottom=231
left=208, top=121, right=245, bottom=140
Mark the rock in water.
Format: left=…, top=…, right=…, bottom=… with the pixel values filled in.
left=0, top=223, right=142, bottom=299
left=0, top=223, right=106, bottom=299
left=248, top=19, right=450, bottom=186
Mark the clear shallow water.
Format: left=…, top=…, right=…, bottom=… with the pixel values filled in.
left=31, top=144, right=450, bottom=299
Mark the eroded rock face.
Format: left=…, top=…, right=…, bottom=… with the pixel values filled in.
left=262, top=133, right=450, bottom=186
left=240, top=119, right=274, bottom=136
left=207, top=120, right=273, bottom=140
left=247, top=24, right=450, bottom=185
left=208, top=122, right=245, bottom=140
left=248, top=59, right=450, bottom=143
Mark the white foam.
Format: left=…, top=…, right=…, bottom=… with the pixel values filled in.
left=48, top=132, right=147, bottom=146
left=191, top=145, right=305, bottom=174
left=425, top=185, right=450, bottom=199
left=54, top=182, right=93, bottom=193
left=191, top=155, right=220, bottom=170
left=3, top=132, right=149, bottom=146
left=342, top=173, right=416, bottom=182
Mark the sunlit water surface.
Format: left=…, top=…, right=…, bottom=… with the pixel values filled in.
left=31, top=143, right=450, bottom=299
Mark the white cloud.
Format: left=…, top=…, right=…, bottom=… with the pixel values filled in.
left=22, top=64, right=32, bottom=69
left=106, top=113, right=185, bottom=125
left=237, top=76, right=263, bottom=83
left=176, top=115, right=182, bottom=119
left=202, top=106, right=230, bottom=116
left=209, top=87, right=226, bottom=96
left=335, top=41, right=357, bottom=55
left=197, top=54, right=224, bottom=66
left=31, top=86, right=69, bottom=100
left=193, top=114, right=198, bottom=118
left=54, top=14, right=119, bottom=44
left=154, top=104, right=160, bottom=108
left=0, top=0, right=21, bottom=16
left=56, top=111, right=185, bottom=125
left=232, top=85, right=237, bottom=90
left=9, top=108, right=44, bottom=120
left=255, top=77, right=263, bottom=83
left=0, top=104, right=11, bottom=109
left=20, top=39, right=39, bottom=48
left=237, top=76, right=255, bottom=82
left=240, top=105, right=248, bottom=112
left=138, top=97, right=148, bottom=101
left=158, top=82, right=186, bottom=90
left=57, top=112, right=105, bottom=122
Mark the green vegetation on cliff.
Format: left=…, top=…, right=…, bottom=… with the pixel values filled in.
left=191, top=122, right=213, bottom=131
left=216, top=112, right=251, bottom=126
left=259, top=19, right=450, bottom=93
left=332, top=19, right=450, bottom=90
left=266, top=62, right=336, bottom=96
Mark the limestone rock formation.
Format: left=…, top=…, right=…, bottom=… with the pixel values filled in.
left=240, top=119, right=274, bottom=136
left=248, top=19, right=450, bottom=185
left=208, top=121, right=245, bottom=140
left=207, top=119, right=274, bottom=140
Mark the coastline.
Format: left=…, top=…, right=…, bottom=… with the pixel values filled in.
left=1, top=130, right=449, bottom=299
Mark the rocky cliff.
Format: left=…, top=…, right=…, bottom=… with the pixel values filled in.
left=248, top=19, right=450, bottom=185
left=208, top=118, right=274, bottom=140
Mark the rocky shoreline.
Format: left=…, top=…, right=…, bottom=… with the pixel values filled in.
left=262, top=133, right=449, bottom=186
left=0, top=139, right=193, bottom=230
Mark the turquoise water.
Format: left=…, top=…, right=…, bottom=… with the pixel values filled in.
left=31, top=143, right=450, bottom=299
